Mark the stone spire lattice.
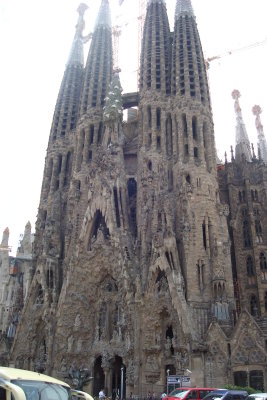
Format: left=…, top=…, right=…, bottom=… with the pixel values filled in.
left=232, top=90, right=252, bottom=162
left=253, top=105, right=267, bottom=163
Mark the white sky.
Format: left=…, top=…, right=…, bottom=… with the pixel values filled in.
left=0, top=0, right=267, bottom=255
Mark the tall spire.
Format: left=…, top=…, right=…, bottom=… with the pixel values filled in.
left=94, top=0, right=112, bottom=29
left=139, top=0, right=171, bottom=94
left=80, top=0, right=113, bottom=113
left=49, top=4, right=87, bottom=141
left=175, top=0, right=195, bottom=19
left=232, top=90, right=252, bottom=162
left=172, top=0, right=209, bottom=104
left=253, top=105, right=267, bottom=163
left=67, top=3, right=90, bottom=66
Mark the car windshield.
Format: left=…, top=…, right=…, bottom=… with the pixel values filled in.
left=203, top=394, right=225, bottom=400
left=11, top=380, right=71, bottom=400
left=174, top=391, right=190, bottom=399
left=169, top=390, right=187, bottom=397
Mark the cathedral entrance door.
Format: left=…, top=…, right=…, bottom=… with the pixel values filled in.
left=111, top=356, right=126, bottom=399
left=93, top=356, right=105, bottom=396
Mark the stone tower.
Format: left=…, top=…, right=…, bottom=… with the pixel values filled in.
left=9, top=0, right=267, bottom=394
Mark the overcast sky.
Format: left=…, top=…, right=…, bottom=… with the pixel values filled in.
left=0, top=0, right=267, bottom=255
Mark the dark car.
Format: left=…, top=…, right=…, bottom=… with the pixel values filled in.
left=202, top=389, right=248, bottom=400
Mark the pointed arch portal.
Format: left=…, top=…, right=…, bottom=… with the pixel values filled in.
left=93, top=356, right=126, bottom=397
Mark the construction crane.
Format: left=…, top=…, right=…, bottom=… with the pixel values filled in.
left=206, top=37, right=267, bottom=67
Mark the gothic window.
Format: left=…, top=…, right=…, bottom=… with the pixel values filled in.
left=166, top=114, right=173, bottom=156
left=147, top=106, right=152, bottom=128
left=97, top=122, right=103, bottom=145
left=166, top=326, right=174, bottom=355
left=260, top=253, right=267, bottom=280
left=184, top=144, right=189, bottom=157
left=113, top=187, right=121, bottom=228
left=243, top=220, right=251, bottom=248
left=90, top=125, right=94, bottom=145
left=36, top=284, right=44, bottom=305
left=156, top=108, right=161, bottom=130
left=88, top=150, right=92, bottom=162
left=87, top=210, right=110, bottom=251
left=255, top=219, right=263, bottom=243
left=197, top=260, right=204, bottom=290
left=57, top=155, right=62, bottom=175
left=47, top=159, right=53, bottom=191
left=157, top=136, right=161, bottom=150
left=251, top=190, right=255, bottom=202
left=239, top=192, right=242, bottom=203
left=165, top=251, right=173, bottom=270
left=247, top=256, right=255, bottom=276
left=148, top=160, right=152, bottom=171
left=194, top=147, right=198, bottom=158
left=250, top=294, right=259, bottom=317
left=128, top=178, right=137, bottom=238
left=192, top=117, right=198, bottom=140
left=202, top=221, right=207, bottom=250
left=186, top=174, right=191, bottom=184
left=182, top=114, right=188, bottom=136
left=46, top=269, right=54, bottom=289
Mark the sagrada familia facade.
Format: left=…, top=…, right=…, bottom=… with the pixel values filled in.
left=1, top=0, right=267, bottom=395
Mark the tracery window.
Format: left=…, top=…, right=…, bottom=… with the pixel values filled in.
left=247, top=256, right=256, bottom=285
left=243, top=220, right=252, bottom=248
left=250, top=294, right=259, bottom=317
left=255, top=219, right=263, bottom=243
left=246, top=256, right=254, bottom=276
left=260, top=253, right=267, bottom=281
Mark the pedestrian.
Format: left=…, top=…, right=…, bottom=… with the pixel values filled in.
left=99, top=389, right=106, bottom=399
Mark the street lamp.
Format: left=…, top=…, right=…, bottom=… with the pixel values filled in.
left=121, top=367, right=124, bottom=400
left=167, top=369, right=170, bottom=395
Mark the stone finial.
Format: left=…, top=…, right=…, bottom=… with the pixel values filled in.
left=253, top=105, right=267, bottom=163
left=1, top=227, right=9, bottom=246
left=67, top=3, right=89, bottom=66
left=231, top=89, right=252, bottom=162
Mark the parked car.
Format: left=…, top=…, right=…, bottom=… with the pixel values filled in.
left=164, top=388, right=217, bottom=400
left=202, top=389, right=248, bottom=400
left=248, top=394, right=267, bottom=400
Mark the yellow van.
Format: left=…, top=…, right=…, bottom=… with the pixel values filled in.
left=0, top=367, right=93, bottom=400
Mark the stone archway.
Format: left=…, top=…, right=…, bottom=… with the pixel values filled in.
left=111, top=356, right=126, bottom=399
left=93, top=356, right=105, bottom=396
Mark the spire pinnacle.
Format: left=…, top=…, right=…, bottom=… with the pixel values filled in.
left=147, top=0, right=166, bottom=5
left=253, top=105, right=267, bottom=163
left=175, top=0, right=195, bottom=19
left=103, top=72, right=123, bottom=122
left=67, top=3, right=89, bottom=66
left=232, top=90, right=252, bottom=162
left=95, top=0, right=112, bottom=30
left=1, top=227, right=9, bottom=246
